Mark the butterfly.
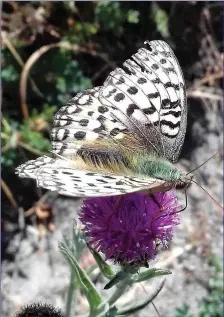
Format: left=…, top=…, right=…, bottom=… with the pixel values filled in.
left=16, top=40, right=192, bottom=197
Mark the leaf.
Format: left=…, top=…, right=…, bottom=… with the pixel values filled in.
left=105, top=306, right=118, bottom=317
left=152, top=3, right=170, bottom=39
left=175, top=304, right=192, bottom=317
left=59, top=242, right=102, bottom=313
left=117, top=279, right=166, bottom=316
left=132, top=268, right=171, bottom=283
left=127, top=10, right=139, bottom=24
left=104, top=271, right=130, bottom=290
left=88, top=245, right=115, bottom=280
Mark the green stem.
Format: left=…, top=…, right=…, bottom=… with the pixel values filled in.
left=108, top=280, right=130, bottom=306
left=65, top=270, right=78, bottom=317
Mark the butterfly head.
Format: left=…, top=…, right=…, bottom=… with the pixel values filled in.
left=176, top=174, right=193, bottom=190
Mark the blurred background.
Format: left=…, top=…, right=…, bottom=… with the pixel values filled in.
left=1, top=1, right=223, bottom=317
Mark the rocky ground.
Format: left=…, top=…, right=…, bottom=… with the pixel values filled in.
left=2, top=101, right=223, bottom=317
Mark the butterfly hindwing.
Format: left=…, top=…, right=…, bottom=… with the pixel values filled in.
left=15, top=156, right=165, bottom=197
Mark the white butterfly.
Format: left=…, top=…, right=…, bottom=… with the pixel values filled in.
left=16, top=40, right=191, bottom=197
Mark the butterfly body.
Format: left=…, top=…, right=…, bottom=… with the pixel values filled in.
left=16, top=40, right=189, bottom=197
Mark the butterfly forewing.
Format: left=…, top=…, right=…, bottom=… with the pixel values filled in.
left=99, top=40, right=187, bottom=162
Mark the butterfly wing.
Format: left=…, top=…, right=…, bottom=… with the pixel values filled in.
left=16, top=157, right=166, bottom=197
left=51, top=86, right=132, bottom=157
left=99, top=40, right=187, bottom=162
left=16, top=40, right=186, bottom=197
left=52, top=40, right=186, bottom=163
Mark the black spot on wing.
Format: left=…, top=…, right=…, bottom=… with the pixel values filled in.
left=151, top=63, right=159, bottom=70
left=143, top=108, right=156, bottom=115
left=98, top=106, right=109, bottom=113
left=74, top=131, right=86, bottom=140
left=62, top=171, right=73, bottom=175
left=126, top=104, right=138, bottom=116
left=164, top=110, right=181, bottom=118
left=97, top=115, right=106, bottom=123
left=93, top=124, right=105, bottom=133
left=161, top=99, right=170, bottom=108
left=152, top=78, right=160, bottom=84
left=103, top=175, right=117, bottom=179
left=137, top=77, right=147, bottom=84
left=96, top=179, right=108, bottom=184
left=116, top=76, right=125, bottom=85
left=127, top=86, right=138, bottom=95
left=110, top=128, right=120, bottom=136
left=160, top=59, right=167, bottom=64
left=104, top=88, right=117, bottom=98
left=87, top=183, right=96, bottom=187
left=161, top=119, right=180, bottom=129
left=79, top=119, right=89, bottom=127
left=148, top=92, right=160, bottom=99
left=122, top=65, right=132, bottom=75
left=164, top=82, right=180, bottom=90
left=114, top=93, right=125, bottom=102
left=116, top=181, right=125, bottom=186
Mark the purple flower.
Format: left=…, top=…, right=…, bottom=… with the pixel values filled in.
left=79, top=191, right=180, bottom=266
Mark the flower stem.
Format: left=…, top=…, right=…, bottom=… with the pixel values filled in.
left=108, top=280, right=130, bottom=306
left=65, top=270, right=77, bottom=317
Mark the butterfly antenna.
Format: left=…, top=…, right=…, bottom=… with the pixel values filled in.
left=191, top=180, right=223, bottom=210
left=140, top=283, right=163, bottom=317
left=187, top=150, right=221, bottom=175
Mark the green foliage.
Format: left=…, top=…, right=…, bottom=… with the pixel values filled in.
left=95, top=2, right=139, bottom=36
left=43, top=50, right=92, bottom=105
left=2, top=64, right=20, bottom=82
left=20, top=126, right=50, bottom=152
left=199, top=257, right=223, bottom=317
left=1, top=49, right=20, bottom=83
left=62, top=22, right=98, bottom=44
left=59, top=226, right=167, bottom=317
left=175, top=305, right=193, bottom=317
left=1, top=106, right=55, bottom=168
left=89, top=245, right=115, bottom=280
left=30, top=104, right=56, bottom=122
left=127, top=10, right=140, bottom=24
left=1, top=149, right=20, bottom=168
left=152, top=3, right=170, bottom=39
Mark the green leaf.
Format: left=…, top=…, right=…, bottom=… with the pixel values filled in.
left=127, top=10, right=139, bottom=24
left=2, top=64, right=20, bottom=82
left=59, top=242, right=102, bottom=313
left=132, top=268, right=171, bottom=283
left=105, top=306, right=118, bottom=317
left=152, top=3, right=170, bottom=38
left=104, top=271, right=130, bottom=290
left=88, top=246, right=115, bottom=280
left=175, top=304, right=192, bottom=317
left=117, top=279, right=166, bottom=315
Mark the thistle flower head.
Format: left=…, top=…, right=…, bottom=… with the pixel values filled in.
left=15, top=303, right=64, bottom=317
left=80, top=191, right=180, bottom=266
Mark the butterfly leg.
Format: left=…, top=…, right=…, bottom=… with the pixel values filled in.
left=149, top=194, right=162, bottom=212
left=106, top=196, right=123, bottom=228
